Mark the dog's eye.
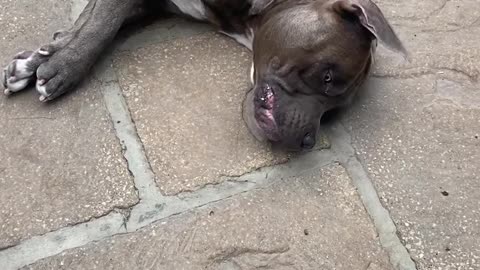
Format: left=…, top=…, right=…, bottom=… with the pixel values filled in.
left=324, top=71, right=333, bottom=84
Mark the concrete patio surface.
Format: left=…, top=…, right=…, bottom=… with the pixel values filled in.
left=0, top=0, right=479, bottom=269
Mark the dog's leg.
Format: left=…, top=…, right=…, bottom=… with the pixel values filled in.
left=2, top=0, right=144, bottom=101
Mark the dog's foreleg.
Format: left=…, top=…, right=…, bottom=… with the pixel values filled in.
left=2, top=0, right=144, bottom=101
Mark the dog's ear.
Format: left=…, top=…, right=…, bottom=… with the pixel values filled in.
left=249, top=0, right=274, bottom=15
left=332, top=0, right=407, bottom=57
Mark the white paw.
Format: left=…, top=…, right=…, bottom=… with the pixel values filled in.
left=5, top=77, right=31, bottom=93
left=2, top=52, right=36, bottom=94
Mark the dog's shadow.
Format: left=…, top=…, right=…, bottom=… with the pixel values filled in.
left=321, top=81, right=371, bottom=129
left=321, top=108, right=345, bottom=127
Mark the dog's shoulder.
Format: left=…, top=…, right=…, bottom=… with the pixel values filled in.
left=168, top=0, right=276, bottom=49
left=168, top=0, right=277, bottom=29
left=202, top=0, right=267, bottom=31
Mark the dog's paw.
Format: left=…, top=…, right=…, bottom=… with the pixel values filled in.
left=2, top=51, right=37, bottom=95
left=35, top=50, right=88, bottom=102
left=2, top=46, right=57, bottom=96
left=2, top=35, right=85, bottom=101
left=36, top=61, right=71, bottom=102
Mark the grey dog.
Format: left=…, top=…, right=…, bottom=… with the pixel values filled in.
left=2, top=0, right=406, bottom=151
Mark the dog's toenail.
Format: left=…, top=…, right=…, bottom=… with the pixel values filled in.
left=38, top=49, right=50, bottom=56
left=38, top=79, right=46, bottom=85
left=4, top=88, right=11, bottom=95
left=39, top=95, right=47, bottom=102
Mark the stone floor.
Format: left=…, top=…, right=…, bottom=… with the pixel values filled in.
left=0, top=0, right=479, bottom=269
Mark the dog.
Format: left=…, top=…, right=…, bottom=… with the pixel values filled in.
left=1, top=0, right=406, bottom=151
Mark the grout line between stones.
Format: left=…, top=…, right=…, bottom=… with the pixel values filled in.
left=96, top=55, right=164, bottom=202
left=0, top=212, right=126, bottom=270
left=327, top=123, right=418, bottom=270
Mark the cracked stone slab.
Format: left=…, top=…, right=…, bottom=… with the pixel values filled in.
left=376, top=0, right=480, bottom=32
left=112, top=30, right=289, bottom=195
left=25, top=163, right=392, bottom=270
left=371, top=1, right=480, bottom=82
left=372, top=26, right=480, bottom=83
left=0, top=0, right=138, bottom=248
left=376, top=0, right=479, bottom=21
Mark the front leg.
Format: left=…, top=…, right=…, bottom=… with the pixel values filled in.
left=2, top=0, right=143, bottom=101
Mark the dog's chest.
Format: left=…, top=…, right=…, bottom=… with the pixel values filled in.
left=168, top=0, right=254, bottom=49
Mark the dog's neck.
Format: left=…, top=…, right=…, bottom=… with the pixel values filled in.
left=202, top=0, right=311, bottom=50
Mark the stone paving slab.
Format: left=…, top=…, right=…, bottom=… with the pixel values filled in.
left=341, top=0, right=480, bottom=266
left=24, top=164, right=393, bottom=270
left=377, top=0, right=480, bottom=27
left=0, top=0, right=71, bottom=61
left=0, top=0, right=138, bottom=249
left=0, top=77, right=139, bottom=248
left=113, top=31, right=289, bottom=196
left=343, top=76, right=480, bottom=269
left=373, top=0, right=480, bottom=81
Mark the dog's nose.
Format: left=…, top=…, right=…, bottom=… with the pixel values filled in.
left=301, top=133, right=315, bottom=149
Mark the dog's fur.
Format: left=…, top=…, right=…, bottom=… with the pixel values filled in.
left=2, top=0, right=406, bottom=151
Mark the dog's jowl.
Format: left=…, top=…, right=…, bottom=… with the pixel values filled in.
left=1, top=0, right=406, bottom=151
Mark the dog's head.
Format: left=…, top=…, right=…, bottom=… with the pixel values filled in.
left=244, top=0, right=406, bottom=151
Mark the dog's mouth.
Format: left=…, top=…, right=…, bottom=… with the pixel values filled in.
left=243, top=84, right=280, bottom=142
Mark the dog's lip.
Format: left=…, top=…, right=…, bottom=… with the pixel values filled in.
left=243, top=88, right=280, bottom=142
left=253, top=85, right=280, bottom=141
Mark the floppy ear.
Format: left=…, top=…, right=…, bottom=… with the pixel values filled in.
left=332, top=0, right=407, bottom=57
left=249, top=0, right=274, bottom=15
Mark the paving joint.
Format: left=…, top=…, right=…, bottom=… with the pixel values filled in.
left=96, top=54, right=164, bottom=202
left=327, top=123, right=418, bottom=270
